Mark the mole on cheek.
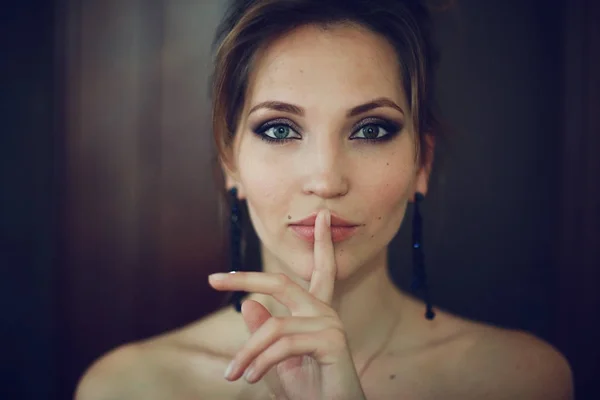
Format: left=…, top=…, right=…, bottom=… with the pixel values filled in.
left=287, top=215, right=292, bottom=220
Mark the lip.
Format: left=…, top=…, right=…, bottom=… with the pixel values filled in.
left=288, top=212, right=361, bottom=243
left=289, top=225, right=359, bottom=243
left=289, top=213, right=359, bottom=227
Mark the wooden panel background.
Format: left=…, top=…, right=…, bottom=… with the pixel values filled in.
left=58, top=1, right=228, bottom=397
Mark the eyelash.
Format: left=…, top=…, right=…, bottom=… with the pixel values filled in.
left=252, top=117, right=402, bottom=145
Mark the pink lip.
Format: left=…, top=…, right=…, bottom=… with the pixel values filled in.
left=289, top=225, right=359, bottom=243
left=288, top=212, right=361, bottom=243
left=289, top=213, right=359, bottom=227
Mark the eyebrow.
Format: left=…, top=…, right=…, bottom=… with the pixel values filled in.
left=247, top=97, right=404, bottom=118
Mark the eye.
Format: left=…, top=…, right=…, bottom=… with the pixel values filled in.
left=354, top=124, right=386, bottom=139
left=263, top=125, right=298, bottom=140
left=350, top=118, right=402, bottom=142
left=253, top=119, right=302, bottom=143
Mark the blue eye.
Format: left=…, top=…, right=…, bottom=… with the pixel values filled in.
left=263, top=125, right=299, bottom=140
left=354, top=124, right=386, bottom=139
left=350, top=118, right=402, bottom=142
left=253, top=119, right=301, bottom=144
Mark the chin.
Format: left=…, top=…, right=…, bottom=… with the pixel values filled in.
left=274, top=239, right=380, bottom=283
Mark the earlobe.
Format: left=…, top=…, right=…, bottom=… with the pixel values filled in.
left=224, top=174, right=246, bottom=199
left=411, top=175, right=429, bottom=202
left=222, top=163, right=246, bottom=200
left=413, top=166, right=430, bottom=200
left=225, top=174, right=236, bottom=190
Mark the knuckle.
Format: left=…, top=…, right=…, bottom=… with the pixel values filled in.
left=328, top=316, right=344, bottom=330
left=315, top=303, right=339, bottom=319
left=324, top=327, right=347, bottom=349
left=321, top=306, right=339, bottom=319
left=328, top=325, right=346, bottom=338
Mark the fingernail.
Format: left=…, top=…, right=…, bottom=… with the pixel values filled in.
left=244, top=365, right=256, bottom=382
left=209, top=273, right=227, bottom=282
left=224, top=360, right=236, bottom=379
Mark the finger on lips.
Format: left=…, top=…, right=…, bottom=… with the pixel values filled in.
left=209, top=208, right=341, bottom=383
left=309, top=209, right=336, bottom=305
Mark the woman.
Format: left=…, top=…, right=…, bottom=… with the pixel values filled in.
left=76, top=0, right=573, bottom=398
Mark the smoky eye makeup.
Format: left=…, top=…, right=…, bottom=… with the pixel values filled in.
left=250, top=117, right=303, bottom=144
left=350, top=117, right=403, bottom=142
left=250, top=115, right=404, bottom=145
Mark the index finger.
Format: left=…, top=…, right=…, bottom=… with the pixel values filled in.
left=308, top=209, right=336, bottom=304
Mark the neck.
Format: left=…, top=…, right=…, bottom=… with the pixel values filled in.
left=249, top=246, right=405, bottom=363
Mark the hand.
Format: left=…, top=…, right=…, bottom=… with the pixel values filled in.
left=208, top=210, right=366, bottom=400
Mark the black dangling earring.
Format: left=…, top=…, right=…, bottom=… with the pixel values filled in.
left=411, top=192, right=436, bottom=320
left=229, top=187, right=245, bottom=312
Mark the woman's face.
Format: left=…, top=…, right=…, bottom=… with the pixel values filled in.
left=228, top=23, right=431, bottom=282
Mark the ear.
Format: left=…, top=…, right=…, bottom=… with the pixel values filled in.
left=412, top=134, right=435, bottom=201
left=222, top=161, right=247, bottom=199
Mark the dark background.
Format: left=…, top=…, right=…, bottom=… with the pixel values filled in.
left=1, top=0, right=598, bottom=399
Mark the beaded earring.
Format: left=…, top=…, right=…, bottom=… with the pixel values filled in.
left=229, top=187, right=245, bottom=312
left=411, top=192, right=436, bottom=320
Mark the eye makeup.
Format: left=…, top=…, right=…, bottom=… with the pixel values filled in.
left=250, top=116, right=403, bottom=145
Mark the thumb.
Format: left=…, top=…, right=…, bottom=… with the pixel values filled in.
left=241, top=299, right=271, bottom=334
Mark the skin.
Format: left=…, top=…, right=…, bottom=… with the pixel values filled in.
left=75, top=23, right=574, bottom=400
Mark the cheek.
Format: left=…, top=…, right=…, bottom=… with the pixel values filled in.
left=356, top=151, right=415, bottom=213
left=237, top=141, right=291, bottom=236
left=238, top=136, right=280, bottom=199
left=351, top=151, right=416, bottom=252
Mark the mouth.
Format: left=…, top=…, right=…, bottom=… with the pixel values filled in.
left=288, top=212, right=361, bottom=243
left=288, top=225, right=359, bottom=243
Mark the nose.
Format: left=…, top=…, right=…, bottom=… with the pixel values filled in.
left=301, top=136, right=349, bottom=199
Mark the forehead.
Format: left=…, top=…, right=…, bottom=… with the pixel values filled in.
left=244, top=23, right=407, bottom=112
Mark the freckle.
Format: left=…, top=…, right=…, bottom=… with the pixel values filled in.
left=386, top=163, right=389, bottom=166
left=390, top=374, right=396, bottom=380
left=378, top=216, right=382, bottom=220
left=371, top=235, right=374, bottom=238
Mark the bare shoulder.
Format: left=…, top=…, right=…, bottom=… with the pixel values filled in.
left=378, top=295, right=573, bottom=400
left=75, top=306, right=257, bottom=400
left=442, top=317, right=574, bottom=400
left=75, top=342, right=146, bottom=400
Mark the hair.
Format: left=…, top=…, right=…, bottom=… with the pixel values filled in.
left=211, top=0, right=451, bottom=173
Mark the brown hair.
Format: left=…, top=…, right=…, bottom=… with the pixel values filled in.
left=211, top=0, right=449, bottom=171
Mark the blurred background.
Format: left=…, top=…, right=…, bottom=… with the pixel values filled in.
left=1, top=0, right=599, bottom=399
